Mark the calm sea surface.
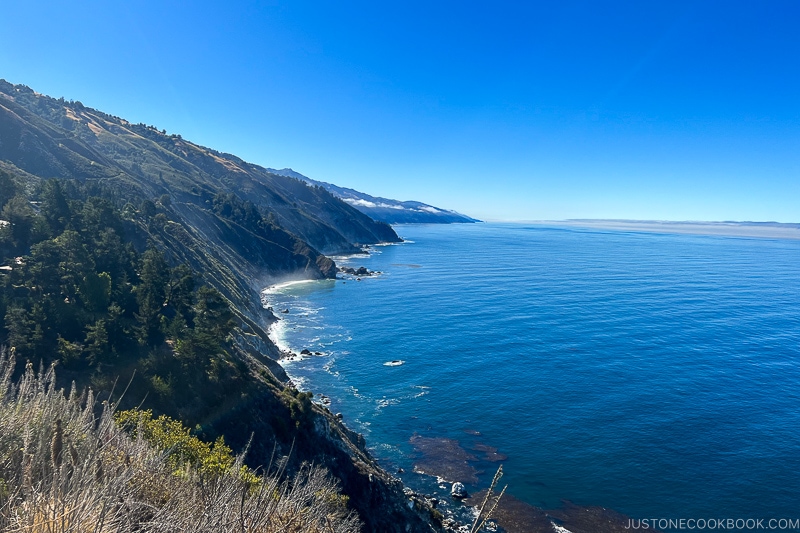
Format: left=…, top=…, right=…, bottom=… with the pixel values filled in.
left=266, top=223, right=800, bottom=522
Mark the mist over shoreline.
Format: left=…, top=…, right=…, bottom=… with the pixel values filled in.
left=524, top=219, right=800, bottom=240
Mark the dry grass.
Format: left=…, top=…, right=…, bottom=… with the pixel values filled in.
left=0, top=350, right=361, bottom=532
left=470, top=465, right=507, bottom=533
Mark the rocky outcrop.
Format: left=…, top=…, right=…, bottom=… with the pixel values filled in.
left=451, top=482, right=468, bottom=499
left=339, top=265, right=380, bottom=277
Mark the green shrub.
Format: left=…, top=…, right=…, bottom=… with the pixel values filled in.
left=115, top=408, right=236, bottom=477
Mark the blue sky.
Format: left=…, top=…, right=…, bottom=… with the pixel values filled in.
left=1, top=1, right=798, bottom=222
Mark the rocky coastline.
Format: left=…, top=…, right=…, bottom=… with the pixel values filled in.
left=262, top=273, right=644, bottom=533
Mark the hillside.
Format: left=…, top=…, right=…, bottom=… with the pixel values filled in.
left=0, top=80, right=399, bottom=252
left=0, top=80, right=441, bottom=532
left=0, top=79, right=403, bottom=368
left=269, top=167, right=480, bottom=224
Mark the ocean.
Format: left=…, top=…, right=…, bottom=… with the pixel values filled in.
left=265, top=223, right=800, bottom=526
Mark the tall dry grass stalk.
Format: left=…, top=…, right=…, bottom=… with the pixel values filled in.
left=469, top=465, right=508, bottom=533
left=0, top=350, right=361, bottom=532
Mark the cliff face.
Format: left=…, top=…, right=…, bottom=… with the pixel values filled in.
left=0, top=80, right=437, bottom=531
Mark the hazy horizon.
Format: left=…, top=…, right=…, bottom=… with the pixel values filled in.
left=2, top=1, right=798, bottom=223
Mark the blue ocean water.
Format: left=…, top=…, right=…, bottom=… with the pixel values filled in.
left=266, top=223, right=800, bottom=522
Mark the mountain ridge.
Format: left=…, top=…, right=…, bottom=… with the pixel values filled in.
left=268, top=167, right=481, bottom=224
left=0, top=80, right=400, bottom=254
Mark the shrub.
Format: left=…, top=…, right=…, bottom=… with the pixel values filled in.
left=0, top=350, right=361, bottom=532
left=114, top=408, right=236, bottom=478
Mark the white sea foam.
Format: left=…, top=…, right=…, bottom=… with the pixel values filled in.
left=351, top=418, right=372, bottom=436
left=286, top=375, right=308, bottom=390
left=376, top=398, right=400, bottom=409
left=268, top=318, right=292, bottom=353
left=265, top=278, right=319, bottom=293
left=278, top=352, right=308, bottom=366
left=329, top=252, right=370, bottom=264
left=374, top=442, right=400, bottom=453
left=348, top=386, right=365, bottom=400
left=375, top=240, right=413, bottom=246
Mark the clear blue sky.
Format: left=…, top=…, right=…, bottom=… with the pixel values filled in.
left=1, top=1, right=798, bottom=222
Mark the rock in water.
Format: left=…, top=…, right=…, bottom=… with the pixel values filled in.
left=451, top=482, right=468, bottom=499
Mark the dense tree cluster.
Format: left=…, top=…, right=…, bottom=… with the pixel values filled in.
left=0, top=174, right=241, bottom=423
left=212, top=192, right=280, bottom=233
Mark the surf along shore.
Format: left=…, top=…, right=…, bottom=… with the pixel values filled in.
left=261, top=256, right=649, bottom=533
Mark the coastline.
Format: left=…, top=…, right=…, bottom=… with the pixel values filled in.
left=261, top=252, right=644, bottom=533
left=258, top=222, right=800, bottom=532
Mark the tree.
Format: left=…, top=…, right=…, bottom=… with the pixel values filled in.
left=53, top=230, right=93, bottom=302
left=92, top=228, right=136, bottom=291
left=166, top=264, right=195, bottom=325
left=193, top=286, right=234, bottom=340
left=1, top=195, right=35, bottom=249
left=139, top=199, right=157, bottom=219
left=28, top=240, right=65, bottom=296
left=40, top=179, right=71, bottom=234
left=135, top=248, right=169, bottom=346
left=80, top=196, right=123, bottom=239
left=85, top=319, right=109, bottom=364
left=5, top=306, right=32, bottom=353
left=0, top=169, right=19, bottom=209
left=80, top=271, right=112, bottom=313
